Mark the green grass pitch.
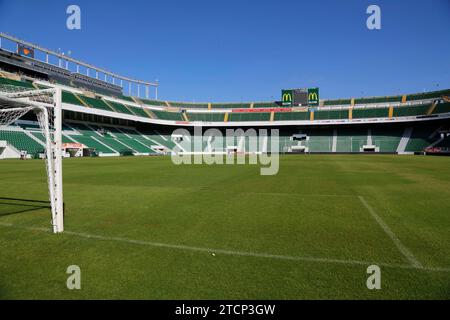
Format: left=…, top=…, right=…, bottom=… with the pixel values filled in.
left=0, top=155, right=449, bottom=299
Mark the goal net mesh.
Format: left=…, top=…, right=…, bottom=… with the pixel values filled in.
left=0, top=84, right=55, bottom=128
left=0, top=84, right=63, bottom=233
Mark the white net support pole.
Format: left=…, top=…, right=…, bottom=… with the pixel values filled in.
left=37, top=88, right=64, bottom=233
left=37, top=105, right=59, bottom=232
left=53, top=88, right=64, bottom=233
left=0, top=86, right=64, bottom=233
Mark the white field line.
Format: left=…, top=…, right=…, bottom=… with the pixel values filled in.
left=0, top=221, right=448, bottom=273
left=358, top=195, right=424, bottom=269
left=245, top=192, right=355, bottom=197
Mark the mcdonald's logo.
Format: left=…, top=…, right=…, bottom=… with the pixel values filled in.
left=281, top=90, right=293, bottom=106
left=307, top=88, right=319, bottom=106
left=282, top=93, right=292, bottom=102
left=308, top=92, right=318, bottom=101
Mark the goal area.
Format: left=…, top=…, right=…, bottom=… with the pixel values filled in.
left=0, top=84, right=64, bottom=233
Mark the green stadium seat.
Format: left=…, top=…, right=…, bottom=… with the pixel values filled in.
left=212, top=103, right=251, bottom=109
left=127, top=106, right=150, bottom=118
left=152, top=110, right=185, bottom=121
left=314, top=109, right=349, bottom=120
left=336, top=128, right=367, bottom=152
left=0, top=130, right=45, bottom=154
left=405, top=126, right=436, bottom=152
left=323, top=99, right=352, bottom=106
left=103, top=127, right=155, bottom=154
left=433, top=102, right=450, bottom=115
left=80, top=96, right=115, bottom=112
left=0, top=77, right=35, bottom=89
left=106, top=101, right=135, bottom=115
left=140, top=99, right=167, bottom=107
left=62, top=91, right=85, bottom=106
left=371, top=128, right=403, bottom=152
left=228, top=112, right=271, bottom=121
left=186, top=113, right=224, bottom=122
left=393, top=104, right=430, bottom=117
left=352, top=107, right=389, bottom=119
left=304, top=129, right=333, bottom=152
left=406, top=89, right=450, bottom=102
left=274, top=112, right=310, bottom=121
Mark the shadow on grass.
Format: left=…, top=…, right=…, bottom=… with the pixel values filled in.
left=0, top=197, right=51, bottom=217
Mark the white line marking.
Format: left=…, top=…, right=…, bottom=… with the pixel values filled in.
left=1, top=222, right=448, bottom=272
left=358, top=195, right=424, bottom=269
left=246, top=192, right=355, bottom=198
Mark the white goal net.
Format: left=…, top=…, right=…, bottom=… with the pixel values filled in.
left=0, top=84, right=64, bottom=233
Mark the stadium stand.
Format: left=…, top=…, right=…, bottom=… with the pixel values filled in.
left=274, top=111, right=310, bottom=121
left=0, top=76, right=35, bottom=89
left=371, top=127, right=404, bottom=152
left=120, top=95, right=136, bottom=103
left=228, top=112, right=271, bottom=121
left=352, top=107, right=390, bottom=119
left=100, top=126, right=156, bottom=154
left=63, top=123, right=118, bottom=154
left=393, top=104, right=431, bottom=117
left=0, top=129, right=44, bottom=155
left=170, top=101, right=209, bottom=109
left=186, top=112, right=224, bottom=122
left=405, top=126, right=437, bottom=152
left=335, top=128, right=367, bottom=152
left=140, top=99, right=171, bottom=107
left=406, top=89, right=450, bottom=102
left=323, top=99, right=352, bottom=106
left=104, top=100, right=135, bottom=115
left=303, top=129, right=334, bottom=153
left=79, top=96, right=116, bottom=112
left=2, top=55, right=450, bottom=158
left=128, top=106, right=151, bottom=118
left=435, top=136, right=450, bottom=149
left=433, top=102, right=450, bottom=115
left=152, top=110, right=185, bottom=121
left=314, top=109, right=349, bottom=120
left=62, top=91, right=85, bottom=107
left=354, top=95, right=402, bottom=104
left=212, top=103, right=252, bottom=109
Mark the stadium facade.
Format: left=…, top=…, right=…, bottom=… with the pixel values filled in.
left=0, top=33, right=449, bottom=159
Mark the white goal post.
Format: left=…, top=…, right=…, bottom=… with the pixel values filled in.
left=0, top=85, right=64, bottom=233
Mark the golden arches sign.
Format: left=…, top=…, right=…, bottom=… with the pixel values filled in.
left=282, top=93, right=292, bottom=102
left=308, top=92, right=318, bottom=101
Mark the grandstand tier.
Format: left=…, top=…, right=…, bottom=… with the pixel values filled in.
left=1, top=59, right=450, bottom=158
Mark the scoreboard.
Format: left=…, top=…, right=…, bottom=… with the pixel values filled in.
left=281, top=88, right=319, bottom=106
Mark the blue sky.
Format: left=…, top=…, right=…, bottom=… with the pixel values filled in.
left=0, top=0, right=449, bottom=102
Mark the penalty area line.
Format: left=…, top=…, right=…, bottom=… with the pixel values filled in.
left=358, top=195, right=423, bottom=269
left=0, top=221, right=448, bottom=273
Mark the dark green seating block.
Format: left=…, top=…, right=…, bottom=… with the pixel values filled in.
left=228, top=112, right=271, bottom=121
